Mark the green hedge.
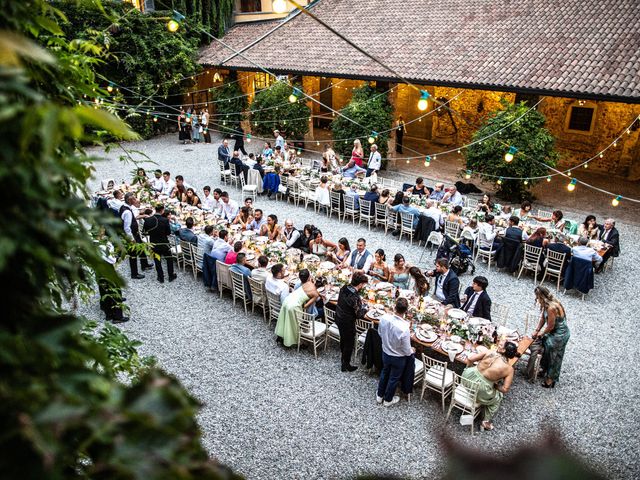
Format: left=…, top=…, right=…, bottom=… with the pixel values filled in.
left=209, top=79, right=248, bottom=136
left=249, top=82, right=310, bottom=140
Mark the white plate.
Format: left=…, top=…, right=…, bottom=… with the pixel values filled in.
left=245, top=253, right=255, bottom=261
left=374, top=282, right=393, bottom=291
left=242, top=230, right=256, bottom=236
left=442, top=341, right=464, bottom=354
left=417, top=330, right=438, bottom=343
left=255, top=236, right=269, bottom=242
left=468, top=317, right=490, bottom=326
left=447, top=309, right=467, bottom=320
left=320, top=261, right=336, bottom=270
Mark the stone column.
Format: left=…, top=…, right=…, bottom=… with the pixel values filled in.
left=387, top=83, right=399, bottom=171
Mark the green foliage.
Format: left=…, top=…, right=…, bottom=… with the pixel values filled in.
left=465, top=100, right=559, bottom=201
left=209, top=79, right=247, bottom=136
left=330, top=84, right=393, bottom=163
left=53, top=0, right=201, bottom=138
left=167, top=0, right=233, bottom=39
left=0, top=2, right=241, bottom=478
left=250, top=82, right=311, bottom=139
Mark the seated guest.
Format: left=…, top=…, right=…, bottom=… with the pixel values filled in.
left=423, top=199, right=444, bottom=229
left=341, top=238, right=373, bottom=273
left=225, top=241, right=243, bottom=265
left=196, top=225, right=217, bottom=270
left=441, top=185, right=464, bottom=207
left=275, top=269, right=320, bottom=347
left=177, top=217, right=198, bottom=245
left=447, top=205, right=464, bottom=226
left=251, top=255, right=270, bottom=282
left=132, top=167, right=148, bottom=187
left=260, top=214, right=282, bottom=241
left=477, top=214, right=501, bottom=252
left=362, top=184, right=380, bottom=212
left=151, top=169, right=164, bottom=192
left=273, top=145, right=283, bottom=161
left=342, top=159, right=366, bottom=179
left=232, top=206, right=252, bottom=229
left=265, top=263, right=289, bottom=302
left=253, top=156, right=265, bottom=179
left=392, top=196, right=421, bottom=229
left=369, top=249, right=390, bottom=282
left=406, top=176, right=428, bottom=196
left=428, top=182, right=445, bottom=201
left=345, top=184, right=361, bottom=209
left=526, top=227, right=549, bottom=248
left=462, top=219, right=479, bottom=238
left=376, top=297, right=415, bottom=407
left=210, top=229, right=232, bottom=262
left=577, top=215, right=600, bottom=240
left=390, top=191, right=405, bottom=207
left=390, top=254, right=411, bottom=290
left=201, top=186, right=217, bottom=211
left=331, top=182, right=346, bottom=210
left=218, top=191, right=239, bottom=221
left=517, top=200, right=532, bottom=220
left=229, top=150, right=249, bottom=181
left=327, top=237, right=351, bottom=265
left=462, top=342, right=519, bottom=431
left=426, top=257, right=460, bottom=307
left=314, top=176, right=331, bottom=210
left=247, top=208, right=266, bottom=232
left=243, top=197, right=254, bottom=216
left=244, top=152, right=257, bottom=167
left=262, top=142, right=273, bottom=159
left=596, top=218, right=620, bottom=272
left=572, top=236, right=602, bottom=268
left=170, top=175, right=192, bottom=199
left=184, top=187, right=200, bottom=207
left=504, top=215, right=529, bottom=242
left=498, top=205, right=512, bottom=221
left=108, top=189, right=125, bottom=214
left=408, top=266, right=430, bottom=298
left=378, top=188, right=391, bottom=206
left=461, top=276, right=492, bottom=320
left=281, top=219, right=302, bottom=248
left=309, top=230, right=337, bottom=258
left=477, top=194, right=494, bottom=214
left=229, top=252, right=253, bottom=299
left=160, top=171, right=175, bottom=196
left=299, top=224, right=316, bottom=254
left=534, top=209, right=566, bottom=231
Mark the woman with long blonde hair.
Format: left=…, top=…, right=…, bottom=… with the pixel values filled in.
left=532, top=286, right=570, bottom=388
left=351, top=139, right=364, bottom=167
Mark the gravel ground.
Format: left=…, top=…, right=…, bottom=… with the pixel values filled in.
left=79, top=133, right=640, bottom=479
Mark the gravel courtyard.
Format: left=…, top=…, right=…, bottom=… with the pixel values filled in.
left=81, top=133, right=640, bottom=479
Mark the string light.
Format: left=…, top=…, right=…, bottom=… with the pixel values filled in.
left=611, top=195, right=622, bottom=207
left=465, top=170, right=472, bottom=179
left=167, top=11, right=185, bottom=32
left=567, top=178, right=578, bottom=192
left=546, top=176, right=552, bottom=182
left=523, top=179, right=529, bottom=185
left=246, top=133, right=252, bottom=143
left=497, top=177, right=503, bottom=185
left=504, top=145, right=517, bottom=163
left=424, top=156, right=431, bottom=167
left=272, top=0, right=288, bottom=13
left=288, top=87, right=302, bottom=103
left=417, top=90, right=430, bottom=111
left=368, top=131, right=377, bottom=144
left=106, top=82, right=114, bottom=93
left=153, top=115, right=158, bottom=122
left=583, top=163, right=589, bottom=168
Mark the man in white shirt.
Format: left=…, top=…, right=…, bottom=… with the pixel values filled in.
left=120, top=192, right=150, bottom=279
left=251, top=255, right=270, bottom=283
left=151, top=169, right=164, bottom=192
left=477, top=214, right=501, bottom=252
left=274, top=129, right=285, bottom=149
left=572, top=236, right=602, bottom=267
left=200, top=186, right=215, bottom=211
left=160, top=171, right=175, bottom=196
left=341, top=238, right=373, bottom=273
left=366, top=144, right=382, bottom=177
left=376, top=298, right=414, bottom=407
left=442, top=185, right=464, bottom=207
left=218, top=191, right=239, bottom=221
left=210, top=229, right=232, bottom=262
left=265, top=263, right=290, bottom=302
left=107, top=189, right=124, bottom=213
left=423, top=199, right=444, bottom=228
left=196, top=225, right=216, bottom=267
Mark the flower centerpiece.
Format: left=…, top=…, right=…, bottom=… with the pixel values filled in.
left=449, top=317, right=470, bottom=341
left=264, top=244, right=286, bottom=264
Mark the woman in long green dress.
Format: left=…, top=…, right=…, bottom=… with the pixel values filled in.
left=533, top=286, right=571, bottom=388
left=275, top=269, right=319, bottom=347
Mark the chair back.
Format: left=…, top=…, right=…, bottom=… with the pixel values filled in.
left=191, top=243, right=203, bottom=271
left=296, top=309, right=317, bottom=336
left=523, top=244, right=543, bottom=265
left=229, top=163, right=239, bottom=178
left=180, top=240, right=194, bottom=265
left=386, top=209, right=397, bottom=228
left=422, top=353, right=449, bottom=389
left=454, top=372, right=480, bottom=410
left=400, top=211, right=415, bottom=230
left=230, top=270, right=248, bottom=297
left=330, top=190, right=342, bottom=210
left=546, top=249, right=566, bottom=273
left=355, top=317, right=372, bottom=335
left=325, top=306, right=336, bottom=326
left=239, top=173, right=246, bottom=188
left=465, top=197, right=479, bottom=208
left=344, top=194, right=356, bottom=211
left=359, top=198, right=372, bottom=217
left=445, top=221, right=461, bottom=239
left=266, top=290, right=282, bottom=318
left=492, top=302, right=510, bottom=326
left=374, top=202, right=387, bottom=220
left=536, top=209, right=552, bottom=219
left=216, top=260, right=232, bottom=290
left=248, top=277, right=267, bottom=306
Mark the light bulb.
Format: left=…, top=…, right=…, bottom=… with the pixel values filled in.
left=272, top=0, right=287, bottom=13
left=417, top=90, right=430, bottom=111
left=153, top=116, right=158, bottom=122
left=546, top=176, right=551, bottom=182
left=368, top=131, right=377, bottom=144
left=523, top=179, right=529, bottom=185
left=464, top=170, right=471, bottom=179
left=504, top=146, right=517, bottom=163
left=497, top=177, right=503, bottom=185
left=612, top=195, right=622, bottom=207
left=288, top=94, right=297, bottom=103
left=567, top=179, right=577, bottom=191
left=167, top=19, right=180, bottom=32
left=424, top=156, right=431, bottom=167
left=107, top=84, right=113, bottom=93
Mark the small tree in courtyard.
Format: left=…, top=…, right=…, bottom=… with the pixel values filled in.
left=249, top=82, right=310, bottom=140
left=330, top=84, right=393, bottom=165
left=209, top=79, right=248, bottom=137
left=465, top=100, right=559, bottom=201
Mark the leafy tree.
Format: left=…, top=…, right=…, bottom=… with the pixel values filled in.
left=249, top=82, right=311, bottom=140
left=53, top=0, right=201, bottom=138
left=209, top=78, right=248, bottom=136
left=330, top=84, right=393, bottom=165
left=0, top=2, right=240, bottom=478
left=465, top=100, right=559, bottom=201
left=166, top=0, right=234, bottom=40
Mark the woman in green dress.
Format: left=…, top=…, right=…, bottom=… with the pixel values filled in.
left=275, top=269, right=319, bottom=347
left=533, top=286, right=570, bottom=388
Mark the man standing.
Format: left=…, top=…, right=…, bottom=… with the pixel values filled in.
left=366, top=144, right=382, bottom=177
left=596, top=218, right=620, bottom=272
left=232, top=130, right=248, bottom=156
left=202, top=109, right=210, bottom=143
left=335, top=272, right=369, bottom=372
left=376, top=297, right=414, bottom=406
left=120, top=192, right=150, bottom=279
left=461, top=276, right=492, bottom=320
left=218, top=138, right=231, bottom=169
left=426, top=258, right=460, bottom=307
left=395, top=116, right=406, bottom=154
left=341, top=238, right=373, bottom=273
left=97, top=242, right=129, bottom=324
left=142, top=205, right=176, bottom=283
left=274, top=129, right=285, bottom=150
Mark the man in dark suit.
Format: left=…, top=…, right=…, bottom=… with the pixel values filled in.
left=232, top=130, right=248, bottom=156
left=427, top=258, right=460, bottom=307
left=142, top=204, right=176, bottom=283
left=504, top=215, right=528, bottom=242
left=461, top=276, right=491, bottom=320
left=217, top=138, right=231, bottom=169
left=229, top=150, right=249, bottom=182
left=596, top=218, right=620, bottom=272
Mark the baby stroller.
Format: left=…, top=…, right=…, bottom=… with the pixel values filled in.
left=435, top=234, right=475, bottom=275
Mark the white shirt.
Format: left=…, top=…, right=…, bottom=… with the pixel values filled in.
left=477, top=222, right=497, bottom=249
left=120, top=208, right=134, bottom=239
left=424, top=206, right=443, bottom=226
left=251, top=267, right=269, bottom=283
left=435, top=272, right=448, bottom=302
left=378, top=313, right=412, bottom=357
left=201, top=193, right=217, bottom=211
left=266, top=275, right=289, bottom=302
left=219, top=199, right=239, bottom=221
left=444, top=191, right=464, bottom=207
left=463, top=291, right=481, bottom=315
left=202, top=112, right=209, bottom=126
left=368, top=151, right=382, bottom=170
left=282, top=228, right=301, bottom=247
left=161, top=179, right=175, bottom=196
left=275, top=135, right=285, bottom=149
left=572, top=245, right=602, bottom=267
left=344, top=249, right=373, bottom=273
left=152, top=177, right=164, bottom=192
left=107, top=197, right=124, bottom=211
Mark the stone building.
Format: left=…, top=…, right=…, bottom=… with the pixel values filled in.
left=197, top=0, right=640, bottom=179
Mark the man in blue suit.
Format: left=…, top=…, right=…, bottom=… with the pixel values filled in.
left=461, top=276, right=492, bottom=320
left=427, top=258, right=460, bottom=307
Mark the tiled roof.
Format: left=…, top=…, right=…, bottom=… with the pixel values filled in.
left=199, top=0, right=640, bottom=102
